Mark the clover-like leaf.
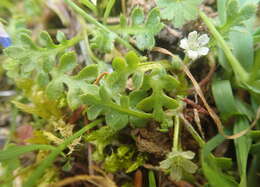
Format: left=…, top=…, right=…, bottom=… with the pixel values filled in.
left=156, top=0, right=202, bottom=28
left=137, top=68, right=180, bottom=122
left=46, top=52, right=98, bottom=109
left=160, top=150, right=198, bottom=181
left=119, top=8, right=164, bottom=50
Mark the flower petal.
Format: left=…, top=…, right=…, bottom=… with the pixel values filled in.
left=187, top=50, right=198, bottom=60
left=198, top=47, right=209, bottom=56
left=198, top=34, right=209, bottom=46
left=179, top=38, right=189, bottom=49
left=188, top=31, right=198, bottom=42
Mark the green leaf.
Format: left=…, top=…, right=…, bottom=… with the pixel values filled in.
left=46, top=52, right=99, bottom=109
left=103, top=145, right=146, bottom=173
left=217, top=0, right=228, bottom=24
left=38, top=31, right=56, bottom=48
left=45, top=80, right=64, bottom=100
left=212, top=80, right=254, bottom=122
left=132, top=7, right=145, bottom=25
left=81, top=90, right=130, bottom=130
left=211, top=80, right=238, bottom=120
left=106, top=51, right=141, bottom=94
left=58, top=52, right=77, bottom=73
left=156, top=0, right=203, bottom=28
left=148, top=171, right=157, bottom=187
left=56, top=31, right=67, bottom=44
left=105, top=110, right=129, bottom=130
left=85, top=126, right=117, bottom=160
left=0, top=156, right=20, bottom=187
left=90, top=29, right=117, bottom=53
left=229, top=29, right=254, bottom=71
left=234, top=117, right=252, bottom=186
left=73, top=64, right=99, bottom=82
left=119, top=8, right=164, bottom=50
left=219, top=0, right=257, bottom=33
left=137, top=69, right=180, bottom=122
left=243, top=80, right=260, bottom=94
left=4, top=31, right=80, bottom=82
left=239, top=3, right=257, bottom=21
left=253, top=28, right=260, bottom=44
left=201, top=154, right=238, bottom=187
left=201, top=135, right=238, bottom=187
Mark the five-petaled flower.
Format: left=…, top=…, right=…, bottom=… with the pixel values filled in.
left=180, top=31, right=209, bottom=60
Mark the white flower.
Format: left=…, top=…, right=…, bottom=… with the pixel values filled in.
left=180, top=31, right=209, bottom=60
left=160, top=150, right=198, bottom=181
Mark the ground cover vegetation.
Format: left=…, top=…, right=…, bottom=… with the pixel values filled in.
left=0, top=0, right=260, bottom=186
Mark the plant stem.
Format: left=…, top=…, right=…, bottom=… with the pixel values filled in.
left=59, top=32, right=83, bottom=51
left=180, top=114, right=205, bottom=147
left=139, top=60, right=171, bottom=71
left=80, top=17, right=102, bottom=64
left=79, top=0, right=98, bottom=14
left=121, top=0, right=126, bottom=16
left=199, top=11, right=249, bottom=83
left=106, top=102, right=152, bottom=119
left=103, top=0, right=115, bottom=24
left=173, top=116, right=180, bottom=150
left=23, top=119, right=102, bottom=187
left=64, top=0, right=138, bottom=53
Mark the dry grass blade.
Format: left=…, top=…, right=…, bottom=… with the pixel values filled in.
left=53, top=175, right=117, bottom=187
left=152, top=47, right=260, bottom=139
left=53, top=166, right=117, bottom=187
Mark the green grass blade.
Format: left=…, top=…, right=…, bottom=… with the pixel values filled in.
left=211, top=80, right=238, bottom=120
left=234, top=117, right=252, bottom=187
left=229, top=30, right=254, bottom=71
left=217, top=0, right=228, bottom=24
left=0, top=144, right=56, bottom=161
left=103, top=0, right=115, bottom=24
left=201, top=135, right=238, bottom=187
left=202, top=134, right=225, bottom=157
left=148, top=170, right=156, bottom=187
left=79, top=0, right=97, bottom=14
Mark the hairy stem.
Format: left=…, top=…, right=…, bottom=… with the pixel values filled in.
left=180, top=114, right=205, bottom=147
left=105, top=102, right=152, bottom=119
left=173, top=116, right=180, bottom=150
